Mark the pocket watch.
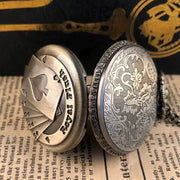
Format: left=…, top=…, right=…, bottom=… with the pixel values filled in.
left=21, top=41, right=180, bottom=155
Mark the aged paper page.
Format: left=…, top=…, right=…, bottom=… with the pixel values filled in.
left=105, top=75, right=180, bottom=180
left=0, top=75, right=180, bottom=180
left=0, top=77, right=106, bottom=180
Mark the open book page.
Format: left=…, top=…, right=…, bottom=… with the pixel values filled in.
left=0, top=75, right=180, bottom=180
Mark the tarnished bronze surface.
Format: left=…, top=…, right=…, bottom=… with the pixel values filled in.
left=21, top=41, right=161, bottom=155
left=89, top=41, right=158, bottom=155
left=21, top=45, right=87, bottom=152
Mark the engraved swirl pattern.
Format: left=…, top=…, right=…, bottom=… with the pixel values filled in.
left=103, top=50, right=157, bottom=151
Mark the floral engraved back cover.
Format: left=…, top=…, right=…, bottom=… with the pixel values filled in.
left=102, top=45, right=157, bottom=152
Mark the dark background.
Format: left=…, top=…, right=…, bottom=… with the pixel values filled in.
left=0, top=0, right=179, bottom=75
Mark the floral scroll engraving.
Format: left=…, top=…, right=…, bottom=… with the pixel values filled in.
left=104, top=52, right=157, bottom=151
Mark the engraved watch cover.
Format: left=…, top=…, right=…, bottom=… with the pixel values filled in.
left=21, top=45, right=87, bottom=152
left=89, top=41, right=158, bottom=155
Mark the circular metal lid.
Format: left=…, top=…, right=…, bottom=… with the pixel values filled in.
left=21, top=45, right=87, bottom=152
left=89, top=41, right=158, bottom=155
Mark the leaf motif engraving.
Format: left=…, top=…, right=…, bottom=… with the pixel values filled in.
left=104, top=52, right=157, bottom=151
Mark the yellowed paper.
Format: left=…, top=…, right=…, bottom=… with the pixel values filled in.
left=0, top=76, right=180, bottom=180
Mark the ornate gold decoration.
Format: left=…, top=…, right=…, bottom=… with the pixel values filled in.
left=0, top=0, right=52, bottom=9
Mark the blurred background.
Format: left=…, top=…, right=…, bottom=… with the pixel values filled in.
left=0, top=0, right=179, bottom=75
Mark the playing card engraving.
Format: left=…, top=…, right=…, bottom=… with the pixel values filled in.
left=22, top=53, right=76, bottom=146
left=31, top=120, right=53, bottom=140
left=22, top=55, right=63, bottom=120
left=30, top=74, right=48, bottom=101
left=26, top=116, right=50, bottom=129
left=45, top=136, right=50, bottom=143
left=55, top=106, right=62, bottom=116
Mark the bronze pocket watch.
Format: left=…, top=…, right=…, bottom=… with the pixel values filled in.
left=21, top=41, right=180, bottom=155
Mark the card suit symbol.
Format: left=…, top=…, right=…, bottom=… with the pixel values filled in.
left=33, top=131, right=39, bottom=139
left=56, top=106, right=62, bottom=116
left=30, top=121, right=34, bottom=127
left=24, top=111, right=30, bottom=117
left=45, top=136, right=50, bottom=143
left=30, top=74, right=48, bottom=101
left=28, top=121, right=34, bottom=128
left=55, top=90, right=64, bottom=116
left=42, top=56, right=46, bottom=63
